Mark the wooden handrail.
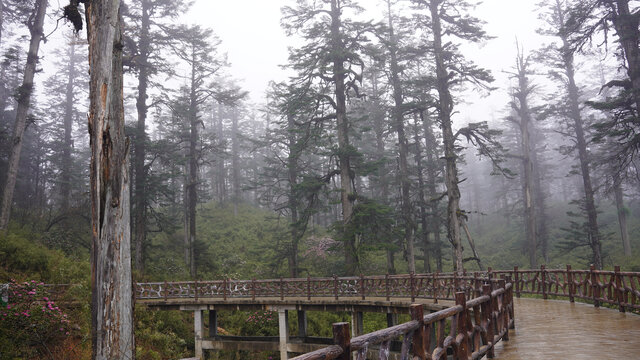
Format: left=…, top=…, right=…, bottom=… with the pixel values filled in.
left=38, top=267, right=640, bottom=313
left=290, top=279, right=515, bottom=360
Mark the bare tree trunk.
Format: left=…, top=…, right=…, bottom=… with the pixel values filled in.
left=86, top=2, right=134, bottom=358
left=0, top=0, right=47, bottom=231
left=330, top=0, right=357, bottom=275
left=61, top=38, right=77, bottom=211
left=430, top=0, right=464, bottom=272
left=614, top=175, right=631, bottom=256
left=133, top=0, right=151, bottom=273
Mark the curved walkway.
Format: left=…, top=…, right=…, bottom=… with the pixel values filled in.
left=493, top=298, right=640, bottom=359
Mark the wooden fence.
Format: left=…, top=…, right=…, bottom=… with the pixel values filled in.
left=291, top=279, right=515, bottom=360
left=135, top=272, right=501, bottom=303
left=494, top=265, right=640, bottom=312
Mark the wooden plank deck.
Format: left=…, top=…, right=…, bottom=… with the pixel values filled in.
left=493, top=297, right=640, bottom=359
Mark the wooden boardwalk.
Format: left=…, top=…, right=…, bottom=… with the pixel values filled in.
left=493, top=298, right=640, bottom=359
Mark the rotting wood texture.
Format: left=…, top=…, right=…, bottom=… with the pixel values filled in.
left=85, top=0, right=134, bottom=359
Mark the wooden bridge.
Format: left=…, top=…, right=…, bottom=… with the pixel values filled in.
left=47, top=266, right=640, bottom=359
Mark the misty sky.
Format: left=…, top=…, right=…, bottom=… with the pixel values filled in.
left=189, top=0, right=547, bottom=122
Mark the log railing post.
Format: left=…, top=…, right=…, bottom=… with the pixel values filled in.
left=334, top=274, right=339, bottom=301
left=590, top=264, right=600, bottom=307
left=506, top=275, right=515, bottom=329
left=360, top=274, right=366, bottom=300
left=307, top=276, right=311, bottom=301
left=487, top=266, right=493, bottom=281
left=410, top=304, right=427, bottom=360
left=615, top=266, right=625, bottom=313
left=454, top=271, right=459, bottom=293
left=385, top=273, right=390, bottom=301
left=567, top=265, right=574, bottom=302
left=482, top=284, right=494, bottom=359
left=455, top=292, right=471, bottom=359
left=432, top=272, right=438, bottom=304
left=498, top=279, right=509, bottom=341
left=280, top=277, right=284, bottom=300
left=541, top=265, right=547, bottom=300
left=163, top=280, right=168, bottom=301
left=514, top=266, right=520, bottom=298
left=474, top=272, right=481, bottom=298
left=194, top=279, right=199, bottom=301
left=333, top=322, right=351, bottom=360
left=410, top=272, right=416, bottom=302
left=223, top=278, right=227, bottom=301
left=251, top=278, right=256, bottom=301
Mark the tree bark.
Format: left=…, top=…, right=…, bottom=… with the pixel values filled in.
left=330, top=0, right=357, bottom=275
left=133, top=0, right=151, bottom=273
left=429, top=0, right=464, bottom=272
left=86, top=1, right=134, bottom=358
left=0, top=0, right=47, bottom=231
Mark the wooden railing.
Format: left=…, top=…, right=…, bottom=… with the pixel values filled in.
left=292, top=279, right=515, bottom=360
left=493, top=265, right=640, bottom=312
left=134, top=272, right=496, bottom=303
left=40, top=266, right=639, bottom=313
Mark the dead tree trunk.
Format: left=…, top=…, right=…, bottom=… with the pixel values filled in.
left=85, top=1, right=135, bottom=358
left=0, top=0, right=47, bottom=231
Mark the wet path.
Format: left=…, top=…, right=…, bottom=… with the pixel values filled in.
left=492, top=298, right=640, bottom=359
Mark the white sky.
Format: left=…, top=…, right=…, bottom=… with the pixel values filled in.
left=189, top=0, right=547, bottom=121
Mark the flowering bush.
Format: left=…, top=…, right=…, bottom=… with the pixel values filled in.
left=0, top=279, right=72, bottom=358
left=241, top=310, right=278, bottom=336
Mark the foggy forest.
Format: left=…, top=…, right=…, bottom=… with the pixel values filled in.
left=1, top=0, right=639, bottom=359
